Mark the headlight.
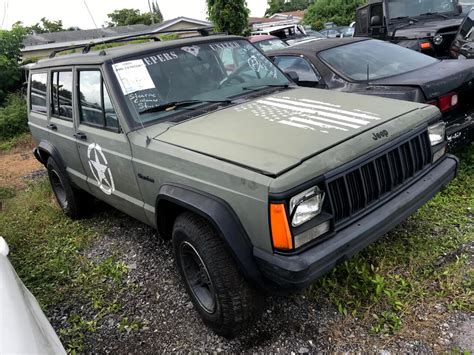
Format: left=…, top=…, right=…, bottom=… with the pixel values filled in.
left=428, top=122, right=446, bottom=146
left=289, top=186, right=325, bottom=227
left=433, top=35, right=443, bottom=45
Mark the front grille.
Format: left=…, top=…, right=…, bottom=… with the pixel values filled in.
left=328, top=131, right=432, bottom=223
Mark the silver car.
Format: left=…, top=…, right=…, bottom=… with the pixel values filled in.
left=0, top=237, right=66, bottom=354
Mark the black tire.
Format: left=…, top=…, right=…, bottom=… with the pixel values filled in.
left=46, top=157, right=92, bottom=219
left=172, top=212, right=264, bottom=338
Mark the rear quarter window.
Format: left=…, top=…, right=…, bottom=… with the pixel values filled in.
left=30, top=73, right=48, bottom=114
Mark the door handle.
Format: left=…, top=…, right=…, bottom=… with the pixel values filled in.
left=74, top=132, right=87, bottom=141
left=47, top=123, right=57, bottom=131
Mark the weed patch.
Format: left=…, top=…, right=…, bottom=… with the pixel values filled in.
left=0, top=179, right=136, bottom=352
left=309, top=146, right=474, bottom=335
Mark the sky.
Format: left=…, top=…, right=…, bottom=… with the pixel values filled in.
left=0, top=0, right=268, bottom=30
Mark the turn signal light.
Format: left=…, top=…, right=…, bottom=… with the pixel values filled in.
left=420, top=42, right=432, bottom=50
left=427, top=92, right=458, bottom=113
left=270, top=204, right=293, bottom=250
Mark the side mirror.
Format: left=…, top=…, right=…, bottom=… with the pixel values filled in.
left=285, top=71, right=300, bottom=83
left=456, top=4, right=463, bottom=13
left=371, top=15, right=382, bottom=26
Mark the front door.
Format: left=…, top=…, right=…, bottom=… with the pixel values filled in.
left=74, top=68, right=147, bottom=223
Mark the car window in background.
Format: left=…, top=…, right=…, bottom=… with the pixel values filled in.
left=30, top=73, right=47, bottom=114
left=319, top=40, right=438, bottom=81
left=460, top=0, right=474, bottom=13
left=273, top=56, right=322, bottom=83
left=305, top=30, right=326, bottom=38
left=255, top=39, right=289, bottom=52
left=459, top=9, right=474, bottom=41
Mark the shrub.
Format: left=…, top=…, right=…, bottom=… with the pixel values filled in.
left=0, top=93, right=28, bottom=141
left=304, top=0, right=365, bottom=30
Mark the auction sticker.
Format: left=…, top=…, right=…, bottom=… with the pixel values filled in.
left=113, top=60, right=155, bottom=95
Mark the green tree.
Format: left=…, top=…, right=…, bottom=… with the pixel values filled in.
left=107, top=8, right=155, bottom=26
left=304, top=0, right=364, bottom=30
left=29, top=17, right=64, bottom=33
left=207, top=0, right=250, bottom=35
left=265, top=0, right=312, bottom=16
left=0, top=25, right=27, bottom=104
left=151, top=0, right=164, bottom=23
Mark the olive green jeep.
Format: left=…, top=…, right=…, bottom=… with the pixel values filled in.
left=27, top=31, right=458, bottom=337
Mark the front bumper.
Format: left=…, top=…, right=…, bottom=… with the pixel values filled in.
left=446, top=111, right=474, bottom=150
left=254, top=155, right=458, bottom=291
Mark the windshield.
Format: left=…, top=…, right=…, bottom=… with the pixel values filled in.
left=388, top=0, right=458, bottom=18
left=319, top=40, right=439, bottom=81
left=112, top=39, right=290, bottom=126
left=460, top=0, right=474, bottom=13
left=254, top=39, right=288, bottom=52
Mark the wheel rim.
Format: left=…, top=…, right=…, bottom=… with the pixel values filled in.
left=49, top=169, right=67, bottom=208
left=180, top=241, right=216, bottom=314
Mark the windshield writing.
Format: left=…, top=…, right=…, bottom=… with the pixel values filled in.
left=112, top=40, right=289, bottom=126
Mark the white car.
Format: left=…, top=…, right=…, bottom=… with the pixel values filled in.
left=0, top=237, right=66, bottom=354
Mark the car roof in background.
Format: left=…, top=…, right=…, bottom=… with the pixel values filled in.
left=31, top=35, right=244, bottom=70
left=248, top=35, right=280, bottom=43
left=267, top=37, right=369, bottom=58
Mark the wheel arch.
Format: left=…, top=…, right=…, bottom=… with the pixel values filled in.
left=155, top=184, right=265, bottom=288
left=35, top=140, right=67, bottom=172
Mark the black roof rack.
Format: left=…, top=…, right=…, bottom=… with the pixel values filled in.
left=49, top=27, right=219, bottom=58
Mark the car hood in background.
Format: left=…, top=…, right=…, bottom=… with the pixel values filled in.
left=156, top=88, right=426, bottom=176
left=0, top=237, right=66, bottom=355
left=394, top=17, right=464, bottom=39
left=371, top=60, right=474, bottom=100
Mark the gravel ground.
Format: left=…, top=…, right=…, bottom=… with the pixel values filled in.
left=44, top=202, right=472, bottom=354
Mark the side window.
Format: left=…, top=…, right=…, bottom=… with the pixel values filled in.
left=459, top=9, right=474, bottom=40
left=51, top=71, right=73, bottom=120
left=273, top=56, right=322, bottom=83
left=79, top=70, right=118, bottom=130
left=30, top=73, right=48, bottom=114
left=356, top=7, right=369, bottom=34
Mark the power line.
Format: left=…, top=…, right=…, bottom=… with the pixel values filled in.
left=1, top=1, right=7, bottom=30
left=83, top=0, right=98, bottom=29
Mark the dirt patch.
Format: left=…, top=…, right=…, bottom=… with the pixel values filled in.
left=0, top=135, right=43, bottom=189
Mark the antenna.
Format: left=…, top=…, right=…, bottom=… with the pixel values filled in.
left=82, top=0, right=152, bottom=145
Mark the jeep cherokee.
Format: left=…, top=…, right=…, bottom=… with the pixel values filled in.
left=27, top=34, right=458, bottom=337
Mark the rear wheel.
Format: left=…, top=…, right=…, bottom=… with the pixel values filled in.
left=172, top=212, right=264, bottom=338
left=46, top=157, right=92, bottom=219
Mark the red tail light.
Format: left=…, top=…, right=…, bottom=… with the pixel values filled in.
left=427, top=92, right=458, bottom=113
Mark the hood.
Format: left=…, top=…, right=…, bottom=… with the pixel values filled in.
left=393, top=17, right=463, bottom=39
left=371, top=60, right=474, bottom=100
left=156, top=88, right=426, bottom=176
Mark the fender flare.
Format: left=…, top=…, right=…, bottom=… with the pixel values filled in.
left=36, top=140, right=66, bottom=170
left=156, top=184, right=266, bottom=289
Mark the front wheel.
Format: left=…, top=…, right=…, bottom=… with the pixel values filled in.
left=172, top=212, right=264, bottom=338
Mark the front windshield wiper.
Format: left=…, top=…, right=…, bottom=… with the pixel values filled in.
left=241, top=84, right=290, bottom=92
left=139, top=99, right=233, bottom=115
left=391, top=16, right=419, bottom=22
left=418, top=12, right=449, bottom=18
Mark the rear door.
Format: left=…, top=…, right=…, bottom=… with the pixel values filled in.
left=49, top=68, right=89, bottom=190
left=74, top=67, right=146, bottom=222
